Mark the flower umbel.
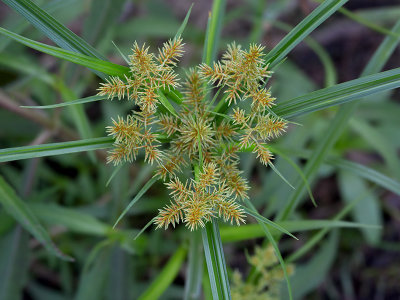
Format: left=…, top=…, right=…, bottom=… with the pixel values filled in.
left=98, top=38, right=288, bottom=231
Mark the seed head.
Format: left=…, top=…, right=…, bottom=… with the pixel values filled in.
left=99, top=39, right=288, bottom=231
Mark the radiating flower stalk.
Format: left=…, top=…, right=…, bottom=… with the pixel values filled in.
left=98, top=37, right=288, bottom=231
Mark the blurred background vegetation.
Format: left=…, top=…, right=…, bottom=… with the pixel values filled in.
left=0, top=0, right=400, bottom=299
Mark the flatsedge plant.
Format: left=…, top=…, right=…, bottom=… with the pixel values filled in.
left=97, top=37, right=288, bottom=231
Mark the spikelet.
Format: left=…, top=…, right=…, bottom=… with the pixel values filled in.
left=97, top=76, right=130, bottom=100
left=157, top=37, right=184, bottom=67
left=253, top=144, right=274, bottom=166
left=250, top=88, right=275, bottom=111
left=155, top=202, right=183, bottom=229
left=159, top=114, right=179, bottom=137
left=232, top=108, right=247, bottom=127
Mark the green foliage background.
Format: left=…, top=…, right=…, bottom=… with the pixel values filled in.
left=0, top=0, right=400, bottom=299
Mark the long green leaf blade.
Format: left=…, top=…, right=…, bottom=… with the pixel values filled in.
left=220, top=220, right=378, bottom=243
left=275, top=67, right=400, bottom=118
left=0, top=27, right=129, bottom=77
left=286, top=190, right=371, bottom=263
left=138, top=246, right=187, bottom=300
left=2, top=0, right=105, bottom=59
left=329, top=158, right=400, bottom=196
left=21, top=95, right=108, bottom=109
left=174, top=3, right=193, bottom=39
left=265, top=0, right=348, bottom=68
left=30, top=203, right=110, bottom=236
left=0, top=137, right=113, bottom=162
left=113, top=176, right=159, bottom=228
left=203, top=0, right=226, bottom=65
left=243, top=199, right=297, bottom=240
left=277, top=19, right=400, bottom=221
left=272, top=145, right=400, bottom=196
left=0, top=176, right=73, bottom=261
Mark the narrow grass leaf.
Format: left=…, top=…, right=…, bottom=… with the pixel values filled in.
left=270, top=146, right=317, bottom=206
left=29, top=203, right=110, bottom=236
left=220, top=220, right=379, bottom=243
left=243, top=199, right=297, bottom=240
left=275, top=67, right=400, bottom=118
left=75, top=247, right=111, bottom=300
left=0, top=27, right=129, bottom=77
left=106, top=164, right=124, bottom=187
left=133, top=217, right=156, bottom=240
left=272, top=146, right=400, bottom=196
left=278, top=19, right=400, bottom=221
left=336, top=5, right=400, bottom=38
left=287, top=188, right=376, bottom=263
left=203, top=0, right=226, bottom=65
left=113, top=176, right=159, bottom=228
left=163, top=89, right=183, bottom=105
left=271, top=20, right=337, bottom=87
left=112, top=41, right=129, bottom=64
left=265, top=0, right=348, bottom=68
left=329, top=158, right=400, bottom=196
left=2, top=0, right=105, bottom=59
left=0, top=176, right=73, bottom=261
left=350, top=118, right=400, bottom=179
left=21, top=95, right=107, bottom=109
left=202, top=264, right=213, bottom=300
left=57, top=84, right=94, bottom=162
left=157, top=90, right=178, bottom=117
left=268, top=161, right=295, bottom=189
left=83, top=239, right=115, bottom=274
left=174, top=4, right=193, bottom=39
left=0, top=137, right=113, bottom=162
left=138, top=246, right=187, bottom=300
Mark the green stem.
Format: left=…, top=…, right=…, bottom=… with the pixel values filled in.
left=203, top=0, right=227, bottom=65
left=184, top=231, right=204, bottom=300
left=201, top=221, right=231, bottom=299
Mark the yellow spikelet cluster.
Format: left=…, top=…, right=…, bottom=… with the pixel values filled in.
left=99, top=38, right=184, bottom=165
left=231, top=245, right=295, bottom=300
left=98, top=39, right=288, bottom=231
left=155, top=163, right=245, bottom=231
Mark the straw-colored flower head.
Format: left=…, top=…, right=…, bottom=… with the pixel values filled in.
left=98, top=38, right=288, bottom=231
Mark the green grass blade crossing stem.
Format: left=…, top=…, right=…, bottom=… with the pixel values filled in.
left=0, top=137, right=113, bottom=162
left=2, top=0, right=105, bottom=59
left=0, top=27, right=129, bottom=77
left=265, top=0, right=348, bottom=68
